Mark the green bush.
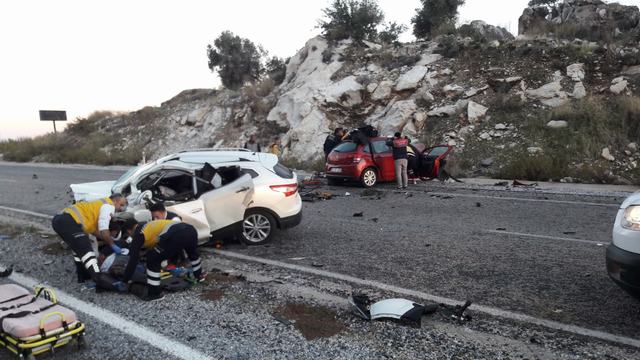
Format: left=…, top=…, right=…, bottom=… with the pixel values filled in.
left=434, top=35, right=460, bottom=58
left=378, top=22, right=407, bottom=45
left=207, top=31, right=266, bottom=90
left=318, top=0, right=384, bottom=43
left=412, top=0, right=465, bottom=39
left=265, top=56, right=287, bottom=85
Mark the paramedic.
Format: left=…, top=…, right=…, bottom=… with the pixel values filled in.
left=52, top=194, right=127, bottom=283
left=120, top=219, right=205, bottom=301
left=386, top=133, right=409, bottom=189
left=149, top=202, right=181, bottom=222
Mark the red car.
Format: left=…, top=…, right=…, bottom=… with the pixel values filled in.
left=325, top=137, right=453, bottom=187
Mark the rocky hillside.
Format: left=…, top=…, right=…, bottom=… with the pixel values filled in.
left=3, top=0, right=640, bottom=184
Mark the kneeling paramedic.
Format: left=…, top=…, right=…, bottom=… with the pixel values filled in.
left=52, top=194, right=127, bottom=284
left=120, top=219, right=205, bottom=301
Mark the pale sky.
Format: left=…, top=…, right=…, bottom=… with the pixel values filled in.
left=1, top=0, right=638, bottom=139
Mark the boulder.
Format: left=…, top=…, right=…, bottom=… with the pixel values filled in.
left=324, top=76, right=364, bottom=107
left=494, top=123, right=507, bottom=131
left=416, top=54, right=442, bottom=66
left=468, top=101, right=489, bottom=124
left=464, top=85, right=489, bottom=98
left=459, top=20, right=515, bottom=42
left=572, top=82, right=587, bottom=99
left=610, top=78, right=628, bottom=94
left=627, top=142, right=638, bottom=152
left=375, top=100, right=417, bottom=136
left=479, top=132, right=491, bottom=140
left=528, top=147, right=543, bottom=155
left=372, top=80, right=393, bottom=101
left=443, top=84, right=464, bottom=96
left=428, top=100, right=469, bottom=117
left=567, top=63, right=585, bottom=82
left=546, top=120, right=569, bottom=129
left=518, top=6, right=550, bottom=36
left=395, top=66, right=429, bottom=91
left=602, top=147, right=615, bottom=161
left=525, top=81, right=569, bottom=107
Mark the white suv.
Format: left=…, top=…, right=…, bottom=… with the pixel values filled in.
left=70, top=149, right=302, bottom=245
left=607, top=192, right=640, bottom=299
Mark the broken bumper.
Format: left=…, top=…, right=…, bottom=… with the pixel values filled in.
left=279, top=210, right=302, bottom=229
left=606, top=244, right=640, bottom=299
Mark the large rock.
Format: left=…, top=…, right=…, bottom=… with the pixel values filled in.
left=567, top=63, right=585, bottom=82
left=525, top=81, right=569, bottom=107
left=427, top=100, right=469, bottom=117
left=572, top=82, right=587, bottom=99
left=459, top=20, right=515, bottom=42
left=395, top=66, right=429, bottom=91
left=602, top=147, right=615, bottom=161
left=372, top=100, right=417, bottom=136
left=324, top=76, right=364, bottom=107
left=546, top=120, right=568, bottom=129
left=610, top=77, right=628, bottom=94
left=371, top=80, right=393, bottom=101
left=467, top=101, right=489, bottom=124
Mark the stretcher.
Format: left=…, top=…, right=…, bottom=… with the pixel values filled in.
left=0, top=284, right=86, bottom=359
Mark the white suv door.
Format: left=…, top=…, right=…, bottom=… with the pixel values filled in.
left=168, top=199, right=211, bottom=240
left=200, top=173, right=254, bottom=234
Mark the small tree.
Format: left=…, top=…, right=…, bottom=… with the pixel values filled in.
left=318, top=0, right=385, bottom=43
left=379, top=22, right=408, bottom=45
left=412, top=0, right=465, bottom=39
left=265, top=56, right=287, bottom=85
left=206, top=31, right=265, bottom=90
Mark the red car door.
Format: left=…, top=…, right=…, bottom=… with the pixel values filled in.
left=419, top=145, right=453, bottom=178
left=371, top=140, right=395, bottom=181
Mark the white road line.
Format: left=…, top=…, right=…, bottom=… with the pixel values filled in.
left=484, top=229, right=609, bottom=245
left=0, top=205, right=53, bottom=219
left=4, top=268, right=212, bottom=360
left=213, top=249, right=640, bottom=349
left=426, top=191, right=620, bottom=208
left=2, top=205, right=639, bottom=348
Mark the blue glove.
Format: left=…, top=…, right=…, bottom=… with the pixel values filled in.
left=111, top=244, right=122, bottom=255
left=113, top=281, right=128, bottom=293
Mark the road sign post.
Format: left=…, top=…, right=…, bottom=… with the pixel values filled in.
left=39, top=110, right=67, bottom=134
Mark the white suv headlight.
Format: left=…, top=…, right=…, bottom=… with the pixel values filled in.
left=622, top=205, right=640, bottom=231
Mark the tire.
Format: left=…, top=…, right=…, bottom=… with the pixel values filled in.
left=241, top=210, right=276, bottom=246
left=360, top=168, right=378, bottom=188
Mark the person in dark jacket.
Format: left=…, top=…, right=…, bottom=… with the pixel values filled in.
left=386, top=132, right=409, bottom=189
left=323, top=128, right=344, bottom=159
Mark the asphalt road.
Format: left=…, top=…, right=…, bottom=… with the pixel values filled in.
left=1, top=161, right=639, bottom=359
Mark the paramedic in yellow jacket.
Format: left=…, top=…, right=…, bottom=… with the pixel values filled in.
left=121, top=219, right=204, bottom=301
left=52, top=194, right=127, bottom=283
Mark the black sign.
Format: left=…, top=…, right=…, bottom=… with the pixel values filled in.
left=39, top=110, right=67, bottom=121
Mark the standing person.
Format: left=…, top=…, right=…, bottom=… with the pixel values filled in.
left=52, top=194, right=128, bottom=284
left=244, top=134, right=261, bottom=152
left=267, top=137, right=282, bottom=157
left=386, top=132, right=409, bottom=189
left=323, top=128, right=344, bottom=159
left=120, top=219, right=205, bottom=301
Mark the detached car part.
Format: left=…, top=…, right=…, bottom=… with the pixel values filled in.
left=349, top=294, right=430, bottom=323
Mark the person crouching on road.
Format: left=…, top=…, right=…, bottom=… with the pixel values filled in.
left=149, top=202, right=181, bottom=222
left=52, top=194, right=127, bottom=284
left=120, top=219, right=205, bottom=301
left=386, top=132, right=410, bottom=189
